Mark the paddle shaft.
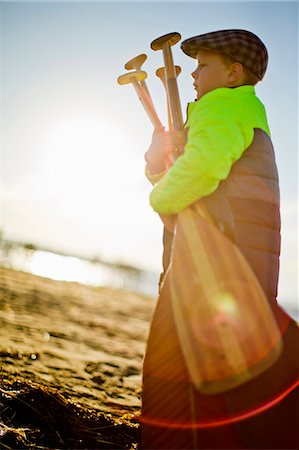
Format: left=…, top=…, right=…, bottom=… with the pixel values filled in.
left=156, top=66, right=181, bottom=132
left=131, top=77, right=163, bottom=131
left=162, top=43, right=184, bottom=131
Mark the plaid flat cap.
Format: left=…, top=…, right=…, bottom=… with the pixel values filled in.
left=181, top=29, right=268, bottom=80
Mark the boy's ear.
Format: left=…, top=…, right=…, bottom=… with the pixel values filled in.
left=227, top=62, right=244, bottom=85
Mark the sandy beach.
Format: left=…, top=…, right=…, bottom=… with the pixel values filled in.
left=0, top=267, right=156, bottom=449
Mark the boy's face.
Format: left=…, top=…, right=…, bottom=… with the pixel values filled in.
left=192, top=49, right=231, bottom=100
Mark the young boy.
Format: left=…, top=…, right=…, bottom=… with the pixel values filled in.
left=145, top=29, right=276, bottom=296
left=142, top=29, right=298, bottom=449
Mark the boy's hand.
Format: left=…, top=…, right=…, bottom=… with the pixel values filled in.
left=145, top=128, right=173, bottom=166
left=145, top=128, right=187, bottom=173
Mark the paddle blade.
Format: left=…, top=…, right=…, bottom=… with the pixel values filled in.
left=169, top=206, right=283, bottom=394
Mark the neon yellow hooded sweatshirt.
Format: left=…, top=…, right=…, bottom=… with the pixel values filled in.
left=148, top=86, right=270, bottom=215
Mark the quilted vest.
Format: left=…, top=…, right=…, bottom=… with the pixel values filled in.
left=162, top=129, right=281, bottom=305
left=198, top=128, right=280, bottom=303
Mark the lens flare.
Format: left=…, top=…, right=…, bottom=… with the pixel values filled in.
left=141, top=379, right=299, bottom=429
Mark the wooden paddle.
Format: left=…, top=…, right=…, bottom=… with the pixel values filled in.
left=151, top=32, right=184, bottom=131
left=117, top=70, right=163, bottom=131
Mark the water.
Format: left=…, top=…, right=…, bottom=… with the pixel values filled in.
left=1, top=241, right=297, bottom=321
left=0, top=241, right=159, bottom=298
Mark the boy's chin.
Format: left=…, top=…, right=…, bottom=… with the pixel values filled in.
left=197, top=88, right=216, bottom=100
left=196, top=88, right=208, bottom=100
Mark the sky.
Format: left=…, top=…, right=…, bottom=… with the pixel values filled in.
left=1, top=1, right=298, bottom=307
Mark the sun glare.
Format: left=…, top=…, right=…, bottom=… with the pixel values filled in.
left=40, top=116, right=132, bottom=211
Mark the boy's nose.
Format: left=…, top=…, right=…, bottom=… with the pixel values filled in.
left=191, top=69, right=198, bottom=79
